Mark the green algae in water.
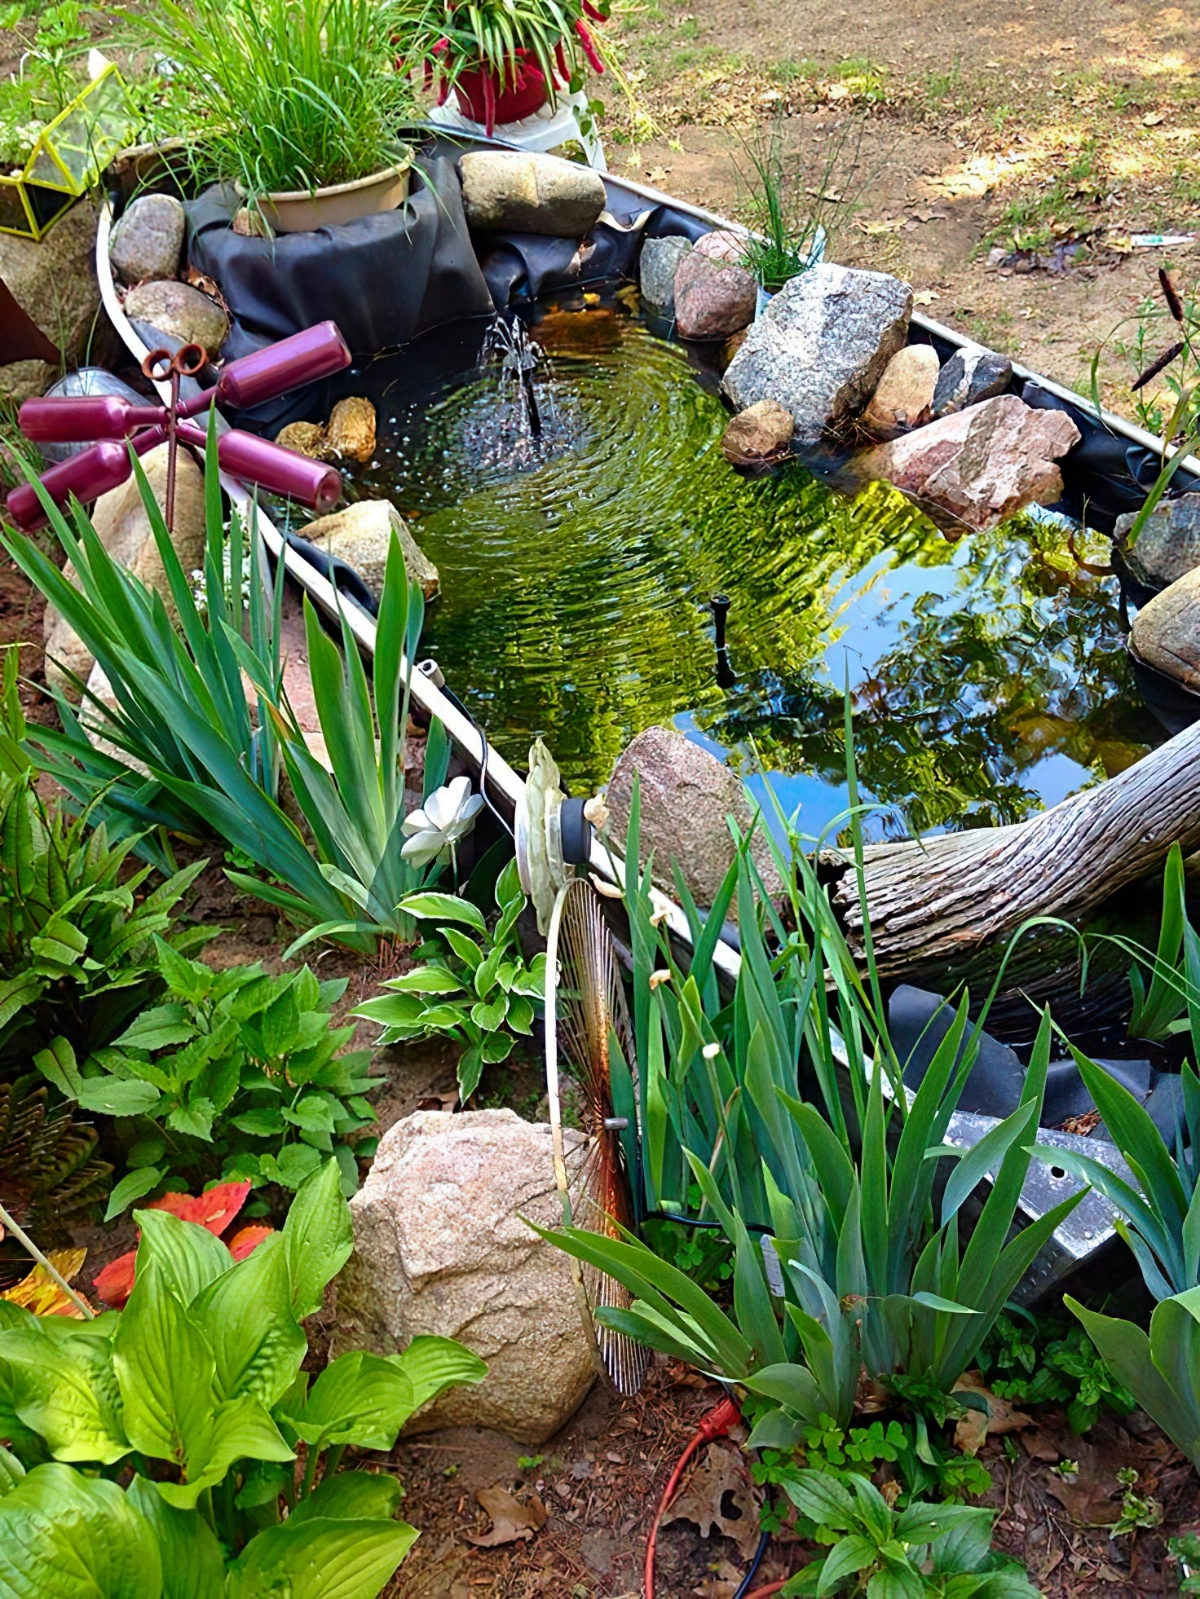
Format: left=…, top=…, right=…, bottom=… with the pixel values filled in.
left=342, top=304, right=1163, bottom=843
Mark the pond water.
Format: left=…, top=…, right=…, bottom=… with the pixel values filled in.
left=337, top=295, right=1165, bottom=845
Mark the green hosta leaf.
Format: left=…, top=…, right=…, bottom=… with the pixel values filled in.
left=279, top=1352, right=416, bottom=1450
left=382, top=965, right=465, bottom=995
left=114, top=1260, right=216, bottom=1468
left=287, top=1470, right=402, bottom=1525
left=134, top=1210, right=233, bottom=1307
left=105, top=1165, right=164, bottom=1222
left=457, top=1042, right=484, bottom=1101
left=397, top=893, right=486, bottom=933
left=442, top=927, right=483, bottom=969
left=154, top=1392, right=294, bottom=1511
left=0, top=1463, right=162, bottom=1598
left=507, top=994, right=535, bottom=1034
left=481, top=1032, right=514, bottom=1064
left=0, top=1323, right=128, bottom=1464
left=191, top=1235, right=306, bottom=1409
left=391, top=1336, right=487, bottom=1412
left=228, top=1516, right=418, bottom=1599
left=283, top=1157, right=354, bottom=1320
left=351, top=992, right=426, bottom=1030
left=470, top=996, right=508, bottom=1032
left=0, top=1445, right=25, bottom=1495
left=126, top=1477, right=225, bottom=1599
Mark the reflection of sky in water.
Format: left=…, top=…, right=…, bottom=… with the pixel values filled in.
left=339, top=302, right=1162, bottom=842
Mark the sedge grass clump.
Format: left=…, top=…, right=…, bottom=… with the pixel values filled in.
left=134, top=0, right=419, bottom=202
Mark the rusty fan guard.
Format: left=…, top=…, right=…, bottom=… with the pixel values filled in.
left=544, top=875, right=650, bottom=1397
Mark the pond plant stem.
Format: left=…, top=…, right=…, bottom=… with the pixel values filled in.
left=0, top=1199, right=95, bottom=1318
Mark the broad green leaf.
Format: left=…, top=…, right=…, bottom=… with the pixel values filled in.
left=817, top=1534, right=878, bottom=1596
left=895, top=1502, right=990, bottom=1546
left=381, top=965, right=465, bottom=995
left=191, top=1235, right=306, bottom=1409
left=126, top=1477, right=225, bottom=1599
left=116, top=1004, right=196, bottom=1051
left=780, top=1467, right=856, bottom=1530
left=78, top=1077, right=163, bottom=1117
left=287, top=1470, right=402, bottom=1525
left=114, top=1260, right=215, bottom=1469
left=134, top=1210, right=232, bottom=1307
left=0, top=1324, right=128, bottom=1464
left=390, top=1336, right=487, bottom=1412
left=105, top=1166, right=164, bottom=1221
left=396, top=893, right=486, bottom=933
left=741, top=1362, right=822, bottom=1422
left=154, top=1392, right=293, bottom=1511
left=0, top=1462, right=162, bottom=1598
left=0, top=1445, right=24, bottom=1495
left=279, top=1352, right=416, bottom=1450
left=1066, top=1295, right=1198, bottom=1465
left=283, top=1157, right=354, bottom=1320
left=228, top=1516, right=417, bottom=1599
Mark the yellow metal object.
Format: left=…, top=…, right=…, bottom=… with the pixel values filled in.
left=0, top=67, right=132, bottom=240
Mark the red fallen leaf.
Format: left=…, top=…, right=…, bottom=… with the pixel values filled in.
left=93, top=1182, right=267, bottom=1307
left=151, top=1180, right=251, bottom=1237
left=93, top=1251, right=137, bottom=1309
left=228, top=1224, right=274, bottom=1261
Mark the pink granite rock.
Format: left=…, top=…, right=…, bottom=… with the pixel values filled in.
left=673, top=229, right=756, bottom=341
left=853, top=394, right=1080, bottom=533
left=861, top=344, right=940, bottom=440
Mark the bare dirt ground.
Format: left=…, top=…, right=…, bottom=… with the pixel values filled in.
left=599, top=0, right=1200, bottom=412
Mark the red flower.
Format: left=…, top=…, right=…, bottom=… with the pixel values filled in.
left=93, top=1181, right=273, bottom=1309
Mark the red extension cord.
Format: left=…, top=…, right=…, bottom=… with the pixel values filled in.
left=643, top=1396, right=797, bottom=1599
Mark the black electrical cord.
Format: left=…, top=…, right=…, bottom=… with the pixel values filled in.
left=733, top=1530, right=772, bottom=1599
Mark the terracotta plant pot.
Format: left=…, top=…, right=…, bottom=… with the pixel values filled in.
left=452, top=54, right=551, bottom=133
left=243, top=153, right=413, bottom=235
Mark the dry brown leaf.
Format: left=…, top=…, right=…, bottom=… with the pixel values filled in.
left=664, top=1441, right=761, bottom=1560
left=1021, top=1428, right=1062, bottom=1462
left=913, top=290, right=940, bottom=306
left=952, top=1374, right=1032, bottom=1456
left=465, top=1485, right=548, bottom=1547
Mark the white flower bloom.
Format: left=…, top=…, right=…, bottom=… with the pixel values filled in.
left=401, top=775, right=484, bottom=866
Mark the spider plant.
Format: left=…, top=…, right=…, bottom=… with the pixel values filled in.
left=132, top=0, right=421, bottom=202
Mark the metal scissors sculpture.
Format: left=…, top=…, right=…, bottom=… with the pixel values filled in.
left=6, top=320, right=354, bottom=532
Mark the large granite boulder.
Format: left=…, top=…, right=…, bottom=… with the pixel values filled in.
left=123, top=280, right=229, bottom=358
left=861, top=344, right=940, bottom=440
left=605, top=724, right=783, bottom=908
left=43, top=443, right=207, bottom=697
left=458, top=151, right=606, bottom=237
left=674, top=230, right=756, bottom=341
left=334, top=1109, right=595, bottom=1444
left=853, top=395, right=1080, bottom=533
left=0, top=201, right=104, bottom=393
left=723, top=263, right=912, bottom=442
left=1130, top=566, right=1200, bottom=690
left=300, top=499, right=438, bottom=600
left=108, top=194, right=186, bottom=285
left=640, top=234, right=692, bottom=317
left=1114, top=494, right=1200, bottom=592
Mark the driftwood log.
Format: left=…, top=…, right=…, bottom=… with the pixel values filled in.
left=827, top=713, right=1200, bottom=976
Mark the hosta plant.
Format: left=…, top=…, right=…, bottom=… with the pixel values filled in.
left=353, top=859, right=546, bottom=1100
left=777, top=1471, right=1038, bottom=1597
left=0, top=1159, right=487, bottom=1597
left=38, top=944, right=383, bottom=1212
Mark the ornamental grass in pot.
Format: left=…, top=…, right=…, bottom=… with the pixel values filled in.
left=135, top=0, right=420, bottom=232
left=403, top=0, right=614, bottom=136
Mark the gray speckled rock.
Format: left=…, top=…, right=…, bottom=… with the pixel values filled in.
left=334, top=1109, right=594, bottom=1445
left=640, top=234, right=692, bottom=315
left=605, top=724, right=783, bottom=908
left=931, top=345, right=1013, bottom=417
left=109, top=193, right=185, bottom=285
left=722, top=263, right=912, bottom=442
left=124, top=280, right=228, bottom=357
left=673, top=230, right=756, bottom=341
left=853, top=395, right=1080, bottom=533
left=1115, top=494, right=1200, bottom=591
left=459, top=151, right=606, bottom=237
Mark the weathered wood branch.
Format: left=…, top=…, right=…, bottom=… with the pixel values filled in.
left=828, top=714, right=1200, bottom=975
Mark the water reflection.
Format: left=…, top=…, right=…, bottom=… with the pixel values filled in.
left=342, top=302, right=1164, bottom=841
